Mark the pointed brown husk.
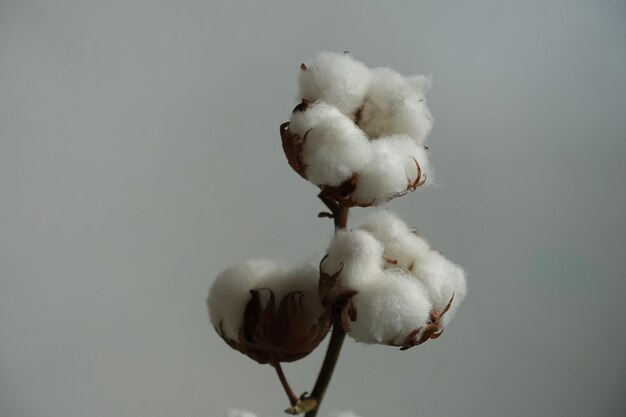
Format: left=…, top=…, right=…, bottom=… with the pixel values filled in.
left=216, top=288, right=331, bottom=364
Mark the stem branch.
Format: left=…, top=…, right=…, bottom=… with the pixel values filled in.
left=304, top=324, right=347, bottom=417
left=274, top=362, right=299, bottom=406
left=302, top=195, right=350, bottom=417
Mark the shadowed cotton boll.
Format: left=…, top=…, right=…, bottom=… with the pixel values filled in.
left=208, top=259, right=330, bottom=364
left=289, top=101, right=371, bottom=186
left=299, top=52, right=372, bottom=118
left=359, top=67, right=433, bottom=145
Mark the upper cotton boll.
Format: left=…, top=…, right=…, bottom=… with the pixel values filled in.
left=359, top=67, right=433, bottom=145
left=299, top=52, right=372, bottom=118
left=289, top=102, right=371, bottom=186
left=349, top=135, right=431, bottom=205
left=411, top=251, right=467, bottom=327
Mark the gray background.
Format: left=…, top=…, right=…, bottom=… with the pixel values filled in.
left=1, top=1, right=625, bottom=416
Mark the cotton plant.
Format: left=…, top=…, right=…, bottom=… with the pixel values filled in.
left=208, top=51, right=466, bottom=417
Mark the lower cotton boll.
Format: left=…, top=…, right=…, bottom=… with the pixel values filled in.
left=348, top=272, right=432, bottom=345
left=207, top=259, right=330, bottom=364
left=321, top=214, right=467, bottom=350
left=411, top=251, right=467, bottom=327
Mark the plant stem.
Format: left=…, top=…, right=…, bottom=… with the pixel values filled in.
left=303, top=196, right=350, bottom=417
left=317, top=193, right=349, bottom=230
left=304, top=324, right=347, bottom=417
left=274, top=361, right=299, bottom=406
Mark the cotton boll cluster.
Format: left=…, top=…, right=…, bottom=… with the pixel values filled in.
left=282, top=52, right=434, bottom=206
left=320, top=211, right=466, bottom=349
left=208, top=259, right=330, bottom=364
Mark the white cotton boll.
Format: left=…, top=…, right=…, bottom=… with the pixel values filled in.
left=208, top=259, right=321, bottom=341
left=208, top=259, right=283, bottom=340
left=359, top=210, right=431, bottom=269
left=299, top=51, right=372, bottom=117
left=350, top=135, right=430, bottom=205
left=290, top=102, right=371, bottom=186
left=411, top=251, right=467, bottom=327
left=322, top=230, right=384, bottom=289
left=359, top=67, right=433, bottom=144
left=348, top=271, right=432, bottom=345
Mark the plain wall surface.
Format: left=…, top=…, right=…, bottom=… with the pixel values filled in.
left=1, top=1, right=625, bottom=416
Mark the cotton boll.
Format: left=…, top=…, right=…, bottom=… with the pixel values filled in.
left=359, top=210, right=431, bottom=269
left=289, top=102, right=372, bottom=186
left=348, top=271, right=432, bottom=345
left=359, top=67, right=433, bottom=144
left=349, top=135, right=430, bottom=205
left=208, top=259, right=286, bottom=341
left=299, top=51, right=372, bottom=117
left=322, top=229, right=384, bottom=290
left=411, top=251, right=467, bottom=327
left=208, top=259, right=330, bottom=364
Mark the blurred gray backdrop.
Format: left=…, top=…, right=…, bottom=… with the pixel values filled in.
left=1, top=1, right=625, bottom=416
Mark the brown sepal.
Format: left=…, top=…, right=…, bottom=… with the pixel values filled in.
left=280, top=122, right=310, bottom=180
left=397, top=293, right=455, bottom=351
left=216, top=289, right=331, bottom=364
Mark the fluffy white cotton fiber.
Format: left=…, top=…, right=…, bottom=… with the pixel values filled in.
left=411, top=251, right=467, bottom=327
left=348, top=273, right=431, bottom=345
left=359, top=67, right=433, bottom=144
left=321, top=211, right=466, bottom=348
left=285, top=52, right=435, bottom=206
left=350, top=135, right=431, bottom=205
left=289, top=102, right=371, bottom=186
left=299, top=52, right=372, bottom=117
left=208, top=259, right=323, bottom=341
left=358, top=210, right=431, bottom=269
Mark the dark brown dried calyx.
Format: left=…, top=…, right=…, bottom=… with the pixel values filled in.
left=280, top=122, right=309, bottom=180
left=319, top=256, right=357, bottom=332
left=395, top=294, right=455, bottom=351
left=216, top=288, right=331, bottom=364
